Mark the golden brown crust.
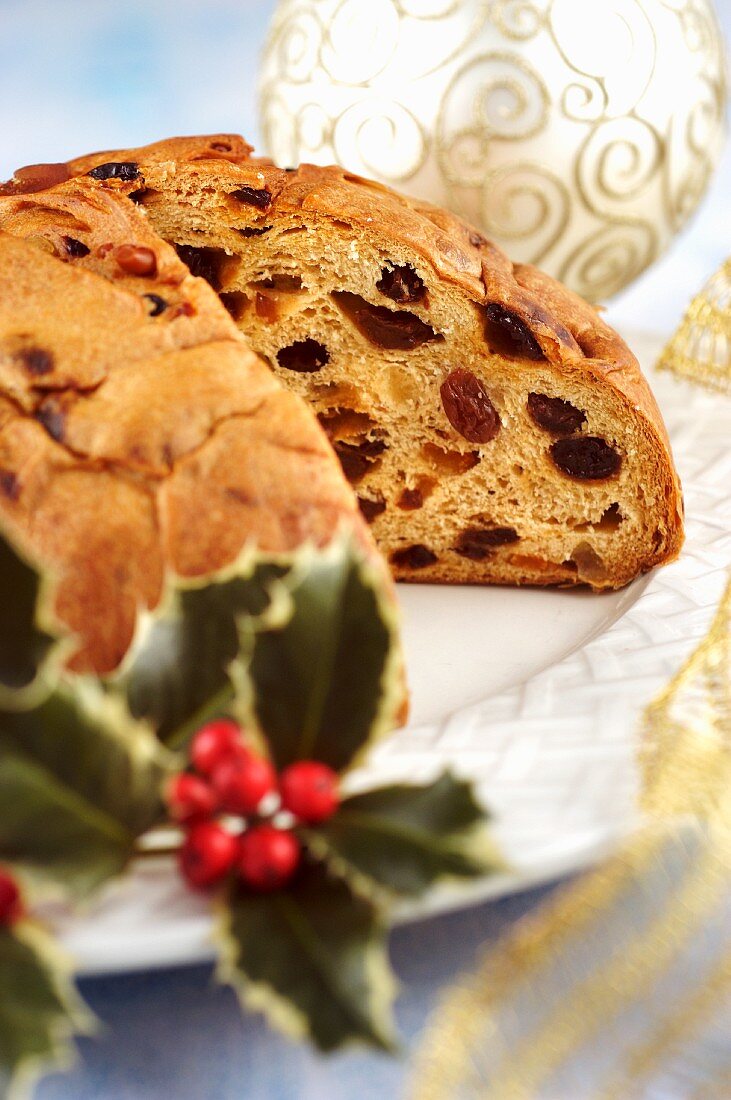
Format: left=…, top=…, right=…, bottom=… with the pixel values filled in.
left=63, top=135, right=680, bottom=463
left=54, top=135, right=683, bottom=586
left=0, top=179, right=377, bottom=672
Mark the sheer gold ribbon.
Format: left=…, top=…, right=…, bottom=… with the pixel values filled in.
left=411, top=403, right=731, bottom=1097
left=658, top=260, right=731, bottom=394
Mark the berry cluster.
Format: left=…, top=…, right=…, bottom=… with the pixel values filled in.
left=0, top=868, right=22, bottom=927
left=167, top=719, right=340, bottom=893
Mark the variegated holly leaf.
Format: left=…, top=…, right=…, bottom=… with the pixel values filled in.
left=311, top=774, right=501, bottom=897
left=248, top=542, right=403, bottom=772
left=216, top=858, right=397, bottom=1052
left=0, top=921, right=93, bottom=1099
left=118, top=563, right=287, bottom=749
left=0, top=684, right=168, bottom=898
left=0, top=536, right=56, bottom=698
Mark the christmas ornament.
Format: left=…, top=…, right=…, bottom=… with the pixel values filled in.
left=259, top=0, right=727, bottom=301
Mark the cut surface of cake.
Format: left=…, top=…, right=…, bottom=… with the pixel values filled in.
left=58, top=136, right=684, bottom=590
left=0, top=175, right=381, bottom=673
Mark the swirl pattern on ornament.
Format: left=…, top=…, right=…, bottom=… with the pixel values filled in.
left=333, top=99, right=428, bottom=182
left=320, top=0, right=400, bottom=84
left=559, top=223, right=658, bottom=301
left=489, top=0, right=544, bottom=40
left=576, top=117, right=664, bottom=219
left=478, top=163, right=571, bottom=267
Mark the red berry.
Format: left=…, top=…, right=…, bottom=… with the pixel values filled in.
left=279, top=761, right=340, bottom=824
left=0, top=869, right=22, bottom=926
left=212, top=753, right=276, bottom=816
left=178, top=821, right=238, bottom=890
left=238, top=825, right=301, bottom=891
left=167, top=773, right=217, bottom=824
left=190, top=718, right=242, bottom=776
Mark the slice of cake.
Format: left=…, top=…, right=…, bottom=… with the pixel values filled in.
left=0, top=174, right=381, bottom=673
left=59, top=135, right=683, bottom=589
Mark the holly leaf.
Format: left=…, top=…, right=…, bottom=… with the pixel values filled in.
left=248, top=541, right=404, bottom=772
left=0, top=535, right=57, bottom=700
left=311, top=774, right=502, bottom=897
left=0, top=921, right=93, bottom=1099
left=118, top=563, right=287, bottom=749
left=216, top=859, right=398, bottom=1052
left=0, top=684, right=168, bottom=898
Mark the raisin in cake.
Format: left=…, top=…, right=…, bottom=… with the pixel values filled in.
left=0, top=172, right=383, bottom=673
left=60, top=136, right=683, bottom=589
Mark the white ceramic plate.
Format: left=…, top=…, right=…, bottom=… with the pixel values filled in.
left=48, top=331, right=731, bottom=975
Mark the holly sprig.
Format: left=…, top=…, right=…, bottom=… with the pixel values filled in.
left=0, top=530, right=501, bottom=1091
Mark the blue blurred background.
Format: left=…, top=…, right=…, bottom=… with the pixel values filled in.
left=0, top=0, right=273, bottom=174
left=0, top=2, right=729, bottom=1097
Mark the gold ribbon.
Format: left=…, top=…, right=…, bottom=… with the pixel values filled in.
left=411, top=550, right=731, bottom=1095
left=658, top=260, right=731, bottom=394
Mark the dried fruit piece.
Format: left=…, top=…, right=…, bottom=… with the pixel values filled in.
left=527, top=392, right=586, bottom=435
left=143, top=293, right=168, bottom=317
left=318, top=407, right=378, bottom=441
left=116, top=244, right=157, bottom=277
left=230, top=185, right=272, bottom=210
left=240, top=225, right=271, bottom=237
left=219, top=291, right=249, bottom=321
left=358, top=496, right=386, bottom=523
left=397, top=487, right=423, bottom=510
left=570, top=541, right=608, bottom=582
left=62, top=235, right=90, bottom=258
left=485, top=303, right=544, bottom=360
left=175, top=244, right=228, bottom=290
left=391, top=544, right=438, bottom=569
left=17, top=347, right=54, bottom=376
left=454, top=526, right=519, bottom=561
left=35, top=398, right=65, bottom=442
left=0, top=470, right=19, bottom=500
left=376, top=264, right=426, bottom=304
left=332, top=291, right=442, bottom=350
left=440, top=369, right=501, bottom=443
left=255, top=292, right=278, bottom=323
left=551, top=437, right=621, bottom=480
left=334, top=439, right=386, bottom=483
left=277, top=339, right=330, bottom=373
left=88, top=161, right=141, bottom=182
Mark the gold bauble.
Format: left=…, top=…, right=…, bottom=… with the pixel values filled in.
left=259, top=0, right=727, bottom=302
